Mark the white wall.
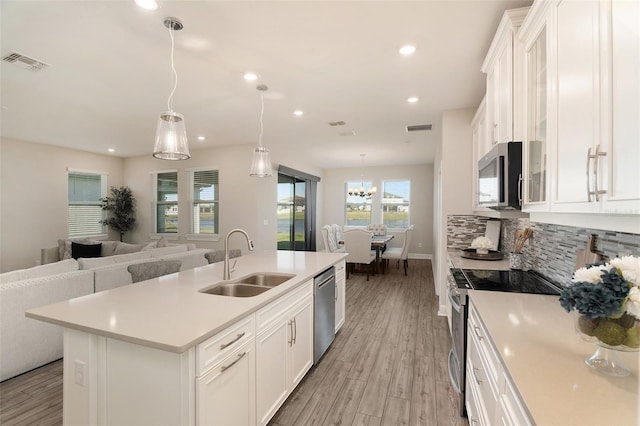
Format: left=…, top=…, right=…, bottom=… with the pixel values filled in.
left=0, top=138, right=124, bottom=272
left=432, top=108, right=475, bottom=310
left=321, top=164, right=433, bottom=257
left=123, top=144, right=324, bottom=254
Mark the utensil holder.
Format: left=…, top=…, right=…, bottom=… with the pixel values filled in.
left=509, top=252, right=524, bottom=270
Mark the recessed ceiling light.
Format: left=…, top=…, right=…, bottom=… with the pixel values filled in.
left=399, top=45, right=416, bottom=55
left=107, top=148, right=115, bottom=153
left=293, top=110, right=304, bottom=116
left=197, top=136, right=206, bottom=141
left=134, top=0, right=159, bottom=11
left=244, top=72, right=258, bottom=81
left=407, top=96, right=419, bottom=103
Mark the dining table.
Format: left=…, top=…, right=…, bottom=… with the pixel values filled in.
left=371, top=234, right=394, bottom=273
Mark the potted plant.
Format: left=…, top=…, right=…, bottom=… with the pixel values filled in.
left=100, top=186, right=136, bottom=242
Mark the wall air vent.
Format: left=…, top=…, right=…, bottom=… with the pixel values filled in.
left=406, top=124, right=432, bottom=132
left=2, top=51, right=49, bottom=72
left=328, top=121, right=346, bottom=126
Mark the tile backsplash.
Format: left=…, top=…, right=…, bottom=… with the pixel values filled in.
left=447, top=215, right=640, bottom=286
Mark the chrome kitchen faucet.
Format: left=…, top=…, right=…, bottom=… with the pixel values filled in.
left=223, top=229, right=254, bottom=280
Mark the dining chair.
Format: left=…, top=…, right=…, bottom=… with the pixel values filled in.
left=322, top=225, right=346, bottom=253
left=127, top=259, right=182, bottom=283
left=366, top=224, right=387, bottom=236
left=381, top=224, right=414, bottom=275
left=342, top=228, right=376, bottom=281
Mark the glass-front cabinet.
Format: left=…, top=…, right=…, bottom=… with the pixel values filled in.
left=526, top=27, right=546, bottom=205
left=520, top=4, right=550, bottom=211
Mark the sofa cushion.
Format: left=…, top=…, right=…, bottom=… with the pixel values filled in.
left=149, top=245, right=188, bottom=257
left=78, top=250, right=152, bottom=270
left=113, top=242, right=147, bottom=255
left=22, top=258, right=79, bottom=280
left=0, top=269, right=27, bottom=284
left=158, top=249, right=209, bottom=271
left=72, top=242, right=102, bottom=260
left=100, top=240, right=120, bottom=257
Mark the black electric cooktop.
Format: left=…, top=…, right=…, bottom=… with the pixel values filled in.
left=452, top=269, right=562, bottom=295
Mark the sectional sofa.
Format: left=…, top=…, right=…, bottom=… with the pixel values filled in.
left=0, top=241, right=216, bottom=381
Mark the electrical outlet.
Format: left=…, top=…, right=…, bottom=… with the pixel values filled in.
left=418, top=242, right=422, bottom=248
left=263, top=219, right=268, bottom=226
left=74, top=360, right=86, bottom=387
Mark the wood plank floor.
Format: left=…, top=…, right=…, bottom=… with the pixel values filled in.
left=0, top=259, right=466, bottom=426
left=269, top=259, right=466, bottom=426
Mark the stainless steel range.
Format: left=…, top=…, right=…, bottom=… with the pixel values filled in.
left=447, top=268, right=562, bottom=417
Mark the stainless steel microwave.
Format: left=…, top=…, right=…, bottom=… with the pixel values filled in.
left=477, top=141, right=522, bottom=210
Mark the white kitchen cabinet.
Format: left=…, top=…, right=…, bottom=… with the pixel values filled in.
left=256, top=281, right=313, bottom=426
left=335, top=260, right=346, bottom=332
left=546, top=0, right=640, bottom=214
left=471, top=97, right=492, bottom=212
left=466, top=300, right=532, bottom=426
left=519, top=0, right=552, bottom=211
left=482, top=7, right=529, bottom=147
left=603, top=0, right=640, bottom=213
left=552, top=0, right=602, bottom=212
left=196, top=340, right=255, bottom=426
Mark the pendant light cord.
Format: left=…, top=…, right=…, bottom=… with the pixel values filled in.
left=258, top=91, right=265, bottom=147
left=167, top=24, right=178, bottom=113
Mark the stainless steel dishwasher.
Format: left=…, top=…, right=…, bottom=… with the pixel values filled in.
left=313, top=266, right=335, bottom=363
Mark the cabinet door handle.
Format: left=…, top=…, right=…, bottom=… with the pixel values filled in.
left=292, top=317, right=297, bottom=344
left=586, top=147, right=593, bottom=201
left=220, top=351, right=246, bottom=373
left=473, top=326, right=484, bottom=340
left=592, top=144, right=607, bottom=202
left=288, top=320, right=293, bottom=347
left=220, top=332, right=245, bottom=350
left=335, top=283, right=338, bottom=302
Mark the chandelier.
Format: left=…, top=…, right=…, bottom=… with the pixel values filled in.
left=348, top=154, right=376, bottom=198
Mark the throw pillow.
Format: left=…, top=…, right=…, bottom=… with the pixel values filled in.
left=113, top=242, right=147, bottom=255
left=71, top=242, right=102, bottom=260
left=100, top=241, right=119, bottom=257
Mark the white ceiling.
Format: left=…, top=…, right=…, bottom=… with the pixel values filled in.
left=0, top=0, right=531, bottom=169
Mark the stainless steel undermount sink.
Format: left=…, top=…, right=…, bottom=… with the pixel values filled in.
left=199, top=273, right=296, bottom=297
left=202, top=284, right=271, bottom=297
left=236, top=273, right=295, bottom=287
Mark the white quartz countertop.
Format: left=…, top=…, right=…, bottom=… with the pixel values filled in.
left=448, top=249, right=509, bottom=271
left=470, top=290, right=639, bottom=426
left=26, top=251, right=346, bottom=353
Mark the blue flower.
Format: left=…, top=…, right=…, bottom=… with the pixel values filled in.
left=559, top=281, right=625, bottom=320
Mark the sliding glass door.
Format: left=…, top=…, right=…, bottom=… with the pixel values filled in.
left=277, top=166, right=319, bottom=251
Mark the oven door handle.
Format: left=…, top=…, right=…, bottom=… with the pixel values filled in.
left=448, top=287, right=463, bottom=313
left=448, top=348, right=461, bottom=395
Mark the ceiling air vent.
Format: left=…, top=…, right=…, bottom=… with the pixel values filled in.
left=406, top=124, right=432, bottom=132
left=2, top=51, right=49, bottom=72
left=328, top=121, right=346, bottom=126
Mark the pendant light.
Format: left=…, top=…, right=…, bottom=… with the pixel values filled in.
left=153, top=17, right=190, bottom=160
left=249, top=84, right=273, bottom=177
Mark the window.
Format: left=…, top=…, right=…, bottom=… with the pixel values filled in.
left=345, top=181, right=373, bottom=226
left=155, top=171, right=179, bottom=234
left=191, top=169, right=219, bottom=235
left=381, top=180, right=410, bottom=228
left=68, top=171, right=107, bottom=237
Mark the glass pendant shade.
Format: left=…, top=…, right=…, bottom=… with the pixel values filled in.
left=153, top=111, right=190, bottom=160
left=249, top=146, right=273, bottom=177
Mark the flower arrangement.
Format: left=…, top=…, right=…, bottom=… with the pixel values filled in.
left=471, top=236, right=493, bottom=250
left=559, top=256, right=640, bottom=349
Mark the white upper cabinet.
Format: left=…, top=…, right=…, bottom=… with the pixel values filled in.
left=482, top=7, right=530, bottom=146
left=520, top=1, right=552, bottom=211
left=519, top=0, right=639, bottom=215
left=604, top=0, right=640, bottom=213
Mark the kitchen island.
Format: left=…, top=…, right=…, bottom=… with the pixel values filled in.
left=469, top=290, right=639, bottom=425
left=26, top=250, right=346, bottom=426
